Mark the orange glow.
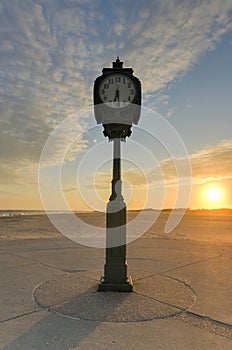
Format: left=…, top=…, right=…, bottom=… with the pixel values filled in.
left=202, top=184, right=225, bottom=209
left=206, top=187, right=221, bottom=202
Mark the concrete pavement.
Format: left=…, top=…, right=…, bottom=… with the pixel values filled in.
left=0, top=236, right=231, bottom=349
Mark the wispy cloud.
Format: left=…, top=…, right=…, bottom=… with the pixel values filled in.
left=157, top=140, right=232, bottom=184
left=126, top=1, right=232, bottom=94
left=92, top=140, right=232, bottom=189
left=190, top=140, right=232, bottom=183
left=161, top=140, right=232, bottom=184
left=0, top=0, right=232, bottom=193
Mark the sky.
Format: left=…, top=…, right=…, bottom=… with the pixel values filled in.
left=0, top=0, right=232, bottom=211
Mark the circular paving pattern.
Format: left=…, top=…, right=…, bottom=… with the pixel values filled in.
left=33, top=270, right=196, bottom=322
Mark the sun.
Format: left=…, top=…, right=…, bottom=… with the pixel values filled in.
left=206, top=187, right=221, bottom=202
left=200, top=183, right=226, bottom=209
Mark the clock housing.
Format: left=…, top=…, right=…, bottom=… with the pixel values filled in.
left=93, top=57, right=141, bottom=139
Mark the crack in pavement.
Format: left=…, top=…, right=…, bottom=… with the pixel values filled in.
left=3, top=252, right=67, bottom=273
left=160, top=254, right=223, bottom=275
left=132, top=254, right=222, bottom=282
left=0, top=310, right=43, bottom=324
left=175, top=311, right=232, bottom=340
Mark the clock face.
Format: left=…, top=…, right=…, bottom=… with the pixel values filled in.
left=98, top=73, right=137, bottom=109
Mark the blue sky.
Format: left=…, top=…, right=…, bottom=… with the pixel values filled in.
left=0, top=0, right=232, bottom=210
left=161, top=31, right=232, bottom=152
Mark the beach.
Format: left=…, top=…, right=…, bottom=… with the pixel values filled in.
left=0, top=210, right=232, bottom=349
left=1, top=209, right=232, bottom=243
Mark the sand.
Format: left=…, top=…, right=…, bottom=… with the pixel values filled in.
left=1, top=209, right=231, bottom=243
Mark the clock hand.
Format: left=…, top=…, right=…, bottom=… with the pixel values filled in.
left=114, top=89, right=119, bottom=102
left=117, top=90, right=120, bottom=106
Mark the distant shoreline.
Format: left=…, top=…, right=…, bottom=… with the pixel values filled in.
left=0, top=208, right=231, bottom=214
left=0, top=208, right=231, bottom=220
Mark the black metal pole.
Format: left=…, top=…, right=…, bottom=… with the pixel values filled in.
left=110, top=138, right=122, bottom=200
left=98, top=138, right=133, bottom=291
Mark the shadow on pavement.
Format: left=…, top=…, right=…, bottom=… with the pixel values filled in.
left=3, top=285, right=131, bottom=350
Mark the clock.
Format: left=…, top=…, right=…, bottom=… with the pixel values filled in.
left=93, top=57, right=141, bottom=137
left=97, top=72, right=138, bottom=109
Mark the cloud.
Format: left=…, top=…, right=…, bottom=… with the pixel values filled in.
left=1, top=0, right=232, bottom=191
left=157, top=140, right=232, bottom=185
left=190, top=140, right=232, bottom=183
left=0, top=160, right=38, bottom=187
left=0, top=164, right=19, bottom=184
left=165, top=140, right=232, bottom=184
left=94, top=167, right=147, bottom=190
left=125, top=1, right=232, bottom=94
left=92, top=140, right=232, bottom=190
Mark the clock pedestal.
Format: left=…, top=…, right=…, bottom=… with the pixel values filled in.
left=98, top=137, right=133, bottom=292
left=94, top=57, right=141, bottom=292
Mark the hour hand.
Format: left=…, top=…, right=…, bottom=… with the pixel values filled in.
left=114, top=89, right=119, bottom=102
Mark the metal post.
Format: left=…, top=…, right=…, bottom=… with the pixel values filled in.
left=98, top=138, right=133, bottom=291
left=110, top=138, right=122, bottom=200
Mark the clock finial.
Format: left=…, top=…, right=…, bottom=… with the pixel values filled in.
left=113, top=56, right=123, bottom=69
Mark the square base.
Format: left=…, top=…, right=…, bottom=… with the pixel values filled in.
left=98, top=275, right=133, bottom=292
